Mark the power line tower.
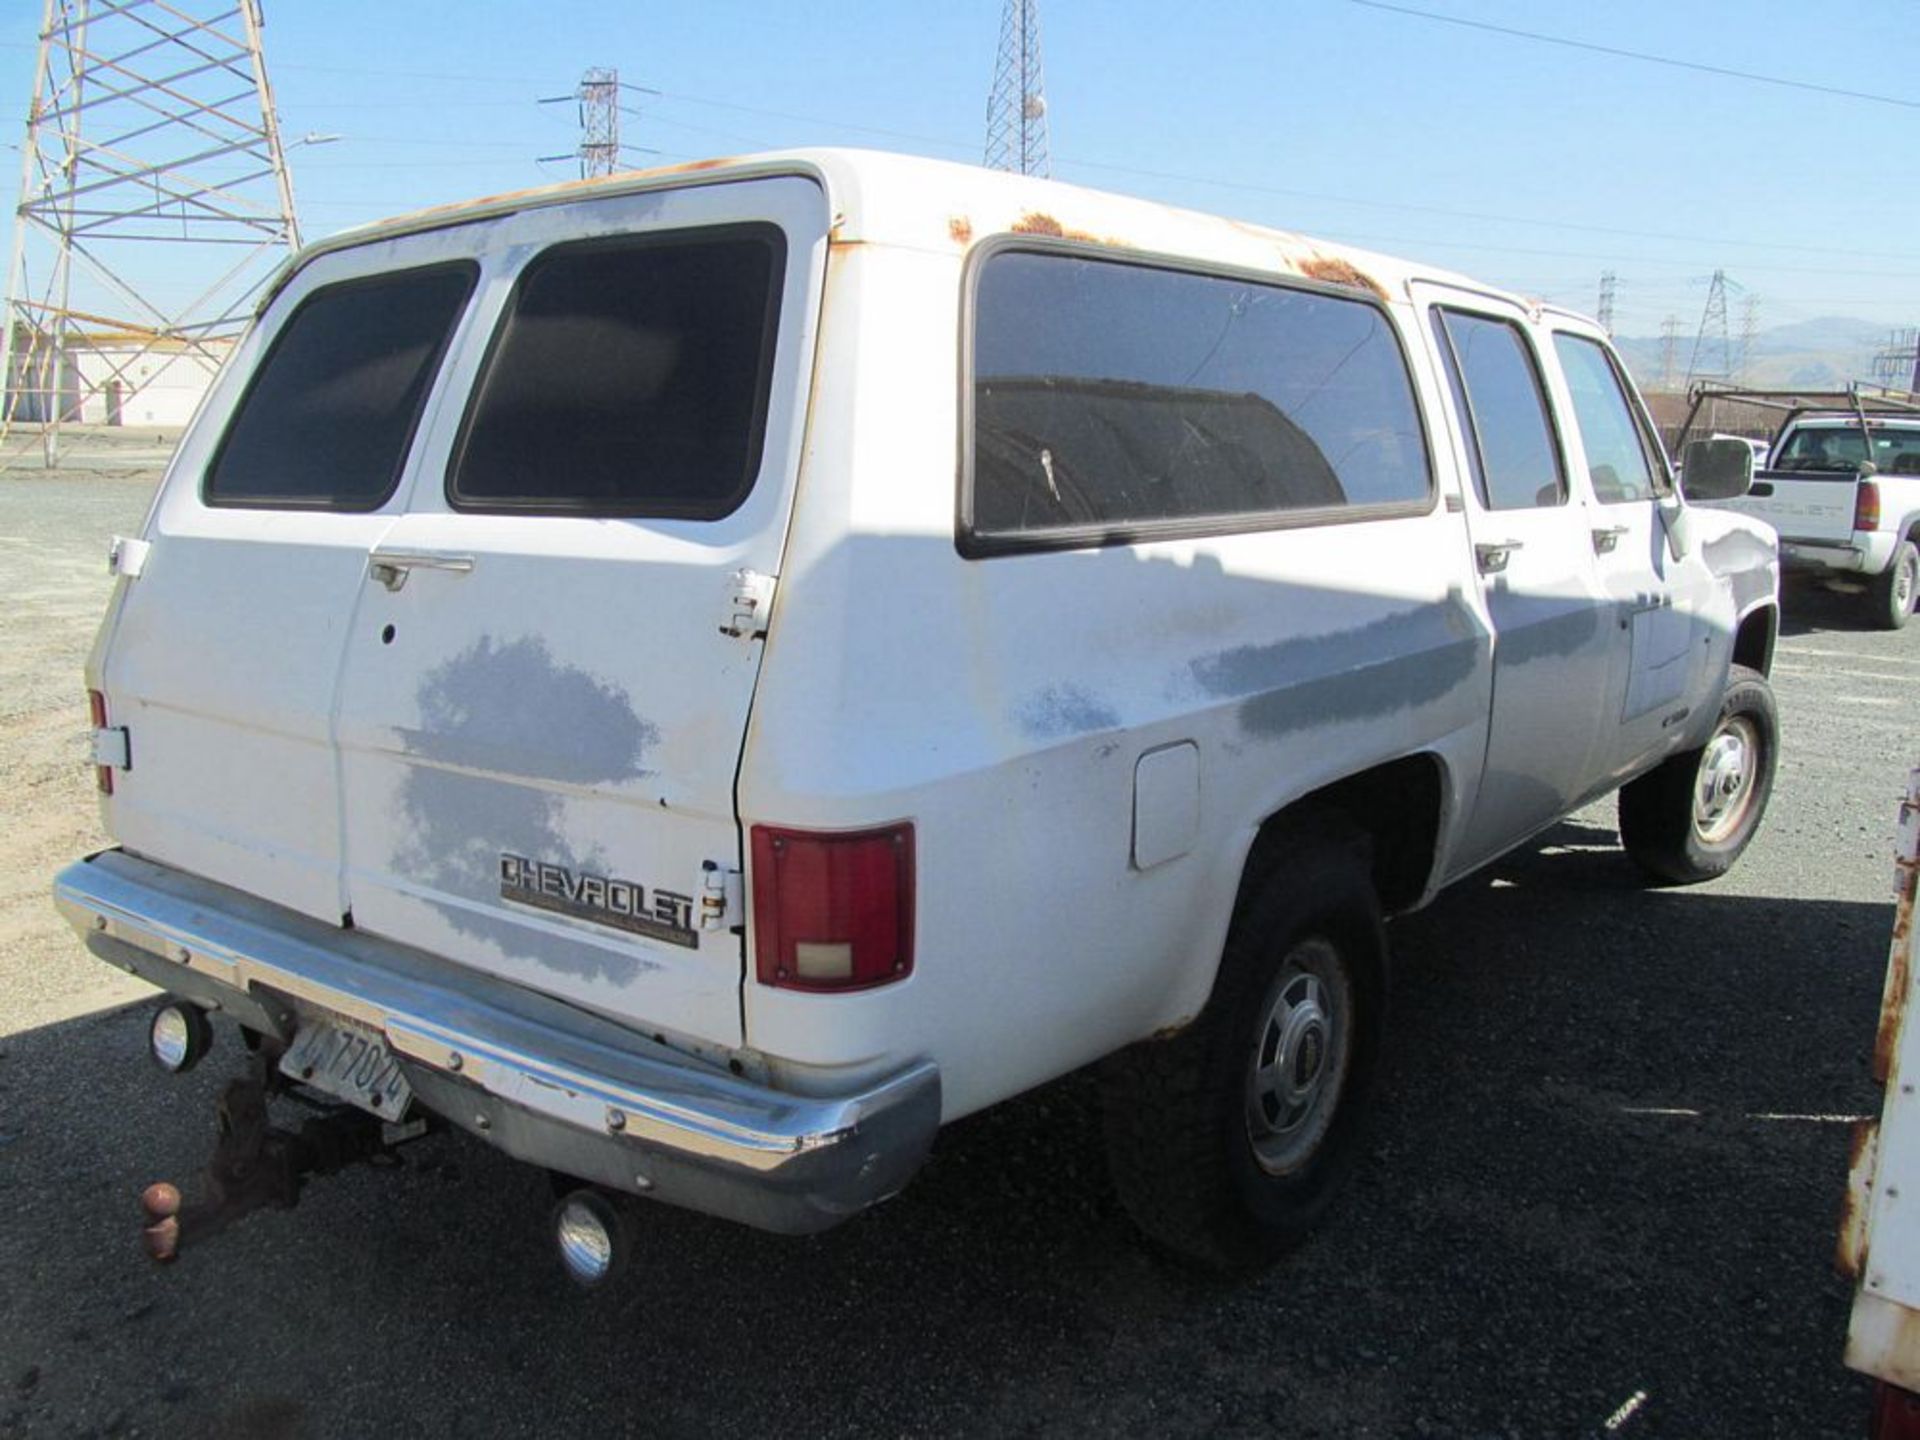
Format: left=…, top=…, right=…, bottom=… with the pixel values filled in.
left=984, top=0, right=1051, bottom=177
left=1, top=0, right=302, bottom=466
left=1684, top=270, right=1735, bottom=389
left=1736, top=293, right=1761, bottom=382
left=1595, top=271, right=1617, bottom=337
left=1873, top=328, right=1920, bottom=394
left=539, top=67, right=656, bottom=179
left=1659, top=315, right=1680, bottom=391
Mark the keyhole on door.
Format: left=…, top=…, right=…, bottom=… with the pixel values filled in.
left=380, top=624, right=396, bottom=645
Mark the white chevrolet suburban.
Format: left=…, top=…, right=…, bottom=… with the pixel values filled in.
left=56, top=150, right=1782, bottom=1277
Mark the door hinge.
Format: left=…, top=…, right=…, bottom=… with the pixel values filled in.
left=107, top=535, right=150, bottom=579
left=92, top=726, right=131, bottom=771
left=699, top=862, right=744, bottom=931
left=721, top=569, right=776, bottom=640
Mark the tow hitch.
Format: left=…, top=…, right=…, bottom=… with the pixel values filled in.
left=140, top=1048, right=429, bottom=1263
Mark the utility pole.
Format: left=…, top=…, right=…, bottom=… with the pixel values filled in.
left=1, top=0, right=303, bottom=466
left=1659, top=316, right=1680, bottom=391
left=1596, top=271, right=1617, bottom=337
left=985, top=0, right=1051, bottom=177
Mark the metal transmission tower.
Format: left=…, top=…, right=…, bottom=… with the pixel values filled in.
left=1595, top=271, right=1617, bottom=337
left=1, top=0, right=302, bottom=464
left=1736, top=294, right=1761, bottom=382
left=1659, top=316, right=1680, bottom=391
left=541, top=67, right=622, bottom=179
left=984, top=0, right=1051, bottom=177
left=1874, top=329, right=1920, bottom=393
left=1684, top=270, right=1737, bottom=389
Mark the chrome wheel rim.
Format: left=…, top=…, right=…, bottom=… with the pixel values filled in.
left=1693, top=714, right=1761, bottom=846
left=1897, top=555, right=1917, bottom=614
left=1245, top=939, right=1352, bottom=1176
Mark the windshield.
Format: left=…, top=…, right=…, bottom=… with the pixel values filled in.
left=1773, top=423, right=1920, bottom=475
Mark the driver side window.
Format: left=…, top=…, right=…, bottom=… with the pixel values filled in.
left=1552, top=333, right=1669, bottom=505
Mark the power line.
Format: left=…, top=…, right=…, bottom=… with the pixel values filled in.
left=1347, top=0, right=1920, bottom=111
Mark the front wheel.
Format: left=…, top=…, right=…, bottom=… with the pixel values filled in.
left=1869, top=539, right=1918, bottom=631
left=1100, top=821, right=1386, bottom=1271
left=1618, top=664, right=1778, bottom=885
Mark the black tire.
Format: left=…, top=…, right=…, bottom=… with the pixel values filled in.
left=1100, top=819, right=1386, bottom=1272
left=1870, top=539, right=1918, bottom=631
left=1618, top=664, right=1778, bottom=885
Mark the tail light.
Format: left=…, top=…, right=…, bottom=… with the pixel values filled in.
left=88, top=689, right=113, bottom=795
left=1856, top=479, right=1882, bottom=532
left=750, top=823, right=914, bottom=992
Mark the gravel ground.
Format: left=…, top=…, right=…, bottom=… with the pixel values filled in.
left=1, top=439, right=1915, bottom=1438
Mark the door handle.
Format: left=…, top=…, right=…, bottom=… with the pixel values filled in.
left=367, top=550, right=476, bottom=593
left=1591, top=524, right=1630, bottom=554
left=1475, top=540, right=1523, bottom=575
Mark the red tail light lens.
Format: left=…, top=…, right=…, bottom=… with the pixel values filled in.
left=750, top=823, right=914, bottom=992
left=1856, top=479, right=1882, bottom=532
left=88, top=689, right=113, bottom=795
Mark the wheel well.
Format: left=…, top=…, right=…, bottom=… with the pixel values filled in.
left=1732, top=604, right=1777, bottom=677
left=1241, top=755, right=1445, bottom=919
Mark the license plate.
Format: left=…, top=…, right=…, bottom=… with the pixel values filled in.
left=279, top=1018, right=413, bottom=1120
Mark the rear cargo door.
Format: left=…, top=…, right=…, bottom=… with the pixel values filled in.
left=332, top=176, right=828, bottom=1051
left=100, top=247, right=481, bottom=923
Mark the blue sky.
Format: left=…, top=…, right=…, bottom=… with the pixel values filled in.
left=4, top=0, right=1917, bottom=344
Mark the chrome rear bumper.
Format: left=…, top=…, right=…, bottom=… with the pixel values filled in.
left=53, top=850, right=939, bottom=1235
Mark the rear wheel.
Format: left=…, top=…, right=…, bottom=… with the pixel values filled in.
left=1870, top=539, right=1918, bottom=631
left=1618, top=664, right=1778, bottom=885
left=1101, top=821, right=1386, bottom=1271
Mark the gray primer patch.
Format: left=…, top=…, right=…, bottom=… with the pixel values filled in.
left=392, top=636, right=664, bottom=980
left=1189, top=599, right=1485, bottom=739
left=1703, top=529, right=1777, bottom=616
left=1016, top=682, right=1121, bottom=740
left=1485, top=590, right=1605, bottom=668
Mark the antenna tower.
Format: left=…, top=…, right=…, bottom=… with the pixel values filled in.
left=1735, top=294, right=1761, bottom=382
left=1, top=0, right=302, bottom=466
left=1659, top=316, right=1679, bottom=391
left=1595, top=271, right=1617, bottom=337
left=1684, top=270, right=1734, bottom=389
left=540, top=67, right=650, bottom=180
left=984, top=0, right=1051, bottom=177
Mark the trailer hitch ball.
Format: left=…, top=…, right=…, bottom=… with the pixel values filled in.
left=148, top=1002, right=212, bottom=1074
left=553, top=1189, right=627, bottom=1289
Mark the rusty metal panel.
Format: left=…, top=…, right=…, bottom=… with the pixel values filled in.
left=1846, top=766, right=1920, bottom=1385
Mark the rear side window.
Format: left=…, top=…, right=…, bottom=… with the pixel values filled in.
left=1432, top=309, right=1566, bottom=512
left=205, top=263, right=476, bottom=509
left=965, top=250, right=1431, bottom=553
left=449, top=225, right=785, bottom=517
left=1552, top=333, right=1667, bottom=503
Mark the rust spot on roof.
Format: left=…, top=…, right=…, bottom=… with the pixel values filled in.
left=949, top=215, right=974, bottom=246
left=1299, top=256, right=1388, bottom=301
left=1013, top=211, right=1066, bottom=238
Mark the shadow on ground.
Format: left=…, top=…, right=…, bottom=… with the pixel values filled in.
left=0, top=822, right=1889, bottom=1438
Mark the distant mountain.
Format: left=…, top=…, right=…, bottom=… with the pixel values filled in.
left=1614, top=314, right=1894, bottom=394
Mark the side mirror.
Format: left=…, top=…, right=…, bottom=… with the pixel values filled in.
left=1679, top=437, right=1755, bottom=502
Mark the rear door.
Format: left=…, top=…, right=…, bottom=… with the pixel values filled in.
left=1415, top=285, right=1615, bottom=873
left=101, top=249, right=479, bottom=923
left=333, top=176, right=829, bottom=1050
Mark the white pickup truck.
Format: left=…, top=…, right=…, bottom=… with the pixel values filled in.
left=1678, top=388, right=1920, bottom=629
left=55, top=150, right=1783, bottom=1280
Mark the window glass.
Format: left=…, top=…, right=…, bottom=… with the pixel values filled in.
left=968, top=252, right=1430, bottom=545
left=1434, top=309, right=1564, bottom=511
left=1552, top=333, right=1664, bottom=503
left=450, top=225, right=785, bottom=517
left=1775, top=424, right=1920, bottom=474
left=206, top=264, right=475, bottom=509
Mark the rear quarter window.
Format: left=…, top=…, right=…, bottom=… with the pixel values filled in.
left=204, top=262, right=477, bottom=510
left=447, top=224, right=786, bottom=518
left=964, top=248, right=1432, bottom=555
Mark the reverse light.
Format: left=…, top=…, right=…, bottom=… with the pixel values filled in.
left=1856, top=479, right=1882, bottom=532
left=148, top=1001, right=212, bottom=1074
left=750, top=823, right=915, bottom=992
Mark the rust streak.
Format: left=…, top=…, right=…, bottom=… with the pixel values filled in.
left=1875, top=877, right=1913, bottom=1084
left=1299, top=256, right=1389, bottom=301
left=1012, top=210, right=1065, bottom=237
left=1838, top=1119, right=1880, bottom=1278
left=949, top=215, right=974, bottom=246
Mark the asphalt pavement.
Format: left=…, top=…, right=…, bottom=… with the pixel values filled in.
left=1, top=453, right=1914, bottom=1438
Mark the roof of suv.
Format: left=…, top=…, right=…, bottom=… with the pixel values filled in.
left=279, top=147, right=1557, bottom=325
